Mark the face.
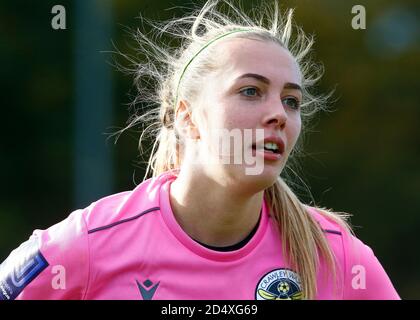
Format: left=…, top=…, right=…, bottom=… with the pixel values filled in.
left=185, top=38, right=302, bottom=192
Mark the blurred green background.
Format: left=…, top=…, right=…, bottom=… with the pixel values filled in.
left=0, top=0, right=418, bottom=299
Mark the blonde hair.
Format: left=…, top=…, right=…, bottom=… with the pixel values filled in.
left=113, top=0, right=352, bottom=299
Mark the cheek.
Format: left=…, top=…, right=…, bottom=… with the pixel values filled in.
left=201, top=93, right=258, bottom=131
left=223, top=107, right=257, bottom=130
left=206, top=105, right=239, bottom=130
left=287, top=115, right=302, bottom=146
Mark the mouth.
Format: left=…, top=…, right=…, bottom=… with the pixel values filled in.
left=251, top=138, right=285, bottom=155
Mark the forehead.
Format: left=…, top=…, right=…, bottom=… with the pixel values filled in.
left=212, top=37, right=301, bottom=85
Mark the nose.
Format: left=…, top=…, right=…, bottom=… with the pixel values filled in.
left=263, top=100, right=288, bottom=129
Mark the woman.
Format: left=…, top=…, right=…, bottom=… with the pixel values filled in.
left=0, top=0, right=399, bottom=300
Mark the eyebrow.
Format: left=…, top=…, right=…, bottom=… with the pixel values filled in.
left=235, top=73, right=302, bottom=92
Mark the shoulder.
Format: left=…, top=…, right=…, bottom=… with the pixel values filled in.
left=304, top=205, right=348, bottom=276
left=306, top=206, right=378, bottom=263
left=46, top=171, right=174, bottom=249
left=0, top=173, right=173, bottom=300
left=305, top=205, right=400, bottom=299
left=83, top=174, right=170, bottom=234
left=0, top=207, right=91, bottom=299
left=304, top=205, right=346, bottom=237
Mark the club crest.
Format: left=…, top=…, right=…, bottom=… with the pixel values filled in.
left=255, top=268, right=303, bottom=300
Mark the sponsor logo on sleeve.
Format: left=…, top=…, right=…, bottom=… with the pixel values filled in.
left=0, top=238, right=49, bottom=300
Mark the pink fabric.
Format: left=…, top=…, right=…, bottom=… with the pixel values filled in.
left=1, top=172, right=399, bottom=300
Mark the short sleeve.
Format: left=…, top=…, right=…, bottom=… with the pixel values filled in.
left=342, top=232, right=400, bottom=300
left=0, top=209, right=90, bottom=300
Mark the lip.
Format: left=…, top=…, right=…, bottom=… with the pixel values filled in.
left=255, top=149, right=283, bottom=161
left=251, top=135, right=285, bottom=161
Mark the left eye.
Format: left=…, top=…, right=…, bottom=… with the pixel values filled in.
left=282, top=97, right=300, bottom=110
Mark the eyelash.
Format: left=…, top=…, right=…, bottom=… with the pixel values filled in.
left=239, top=87, right=301, bottom=110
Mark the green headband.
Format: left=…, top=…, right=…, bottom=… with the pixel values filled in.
left=173, top=28, right=252, bottom=109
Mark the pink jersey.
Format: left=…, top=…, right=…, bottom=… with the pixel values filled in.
left=0, top=171, right=399, bottom=300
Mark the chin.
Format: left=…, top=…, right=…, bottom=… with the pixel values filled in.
left=222, top=164, right=281, bottom=194
left=246, top=166, right=280, bottom=189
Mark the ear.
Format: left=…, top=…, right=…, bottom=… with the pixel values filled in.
left=175, top=100, right=200, bottom=140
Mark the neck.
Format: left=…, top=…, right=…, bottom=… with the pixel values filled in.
left=169, top=167, right=263, bottom=247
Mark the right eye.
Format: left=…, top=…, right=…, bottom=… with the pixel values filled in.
left=239, top=87, right=260, bottom=97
